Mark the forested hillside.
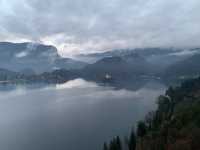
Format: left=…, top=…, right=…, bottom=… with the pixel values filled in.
left=104, top=77, right=200, bottom=150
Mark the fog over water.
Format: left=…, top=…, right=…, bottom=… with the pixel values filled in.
left=0, top=79, right=166, bottom=150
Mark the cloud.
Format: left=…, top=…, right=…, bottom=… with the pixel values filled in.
left=0, top=0, right=200, bottom=56
left=15, top=51, right=28, bottom=58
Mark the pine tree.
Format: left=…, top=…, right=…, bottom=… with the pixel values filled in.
left=137, top=121, right=147, bottom=137
left=103, top=142, right=108, bottom=150
left=128, top=130, right=136, bottom=150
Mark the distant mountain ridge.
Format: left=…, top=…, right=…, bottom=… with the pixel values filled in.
left=164, top=53, right=200, bottom=81
left=78, top=47, right=200, bottom=58
left=1, top=43, right=200, bottom=88
left=76, top=48, right=200, bottom=68
left=0, top=42, right=87, bottom=73
left=80, top=54, right=155, bottom=86
left=0, top=54, right=155, bottom=89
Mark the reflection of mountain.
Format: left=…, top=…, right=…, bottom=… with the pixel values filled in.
left=0, top=42, right=87, bottom=73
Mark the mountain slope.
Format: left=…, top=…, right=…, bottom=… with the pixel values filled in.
left=104, top=77, right=200, bottom=150
left=0, top=42, right=87, bottom=73
left=76, top=48, right=199, bottom=72
left=81, top=54, right=154, bottom=83
left=164, top=53, right=200, bottom=81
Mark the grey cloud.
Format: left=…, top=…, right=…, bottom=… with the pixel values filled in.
left=0, top=0, right=200, bottom=55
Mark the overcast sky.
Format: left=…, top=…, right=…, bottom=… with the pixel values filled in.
left=0, top=0, right=200, bottom=56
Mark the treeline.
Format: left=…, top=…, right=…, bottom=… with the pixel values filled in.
left=103, top=77, right=200, bottom=150
left=0, top=69, right=78, bottom=84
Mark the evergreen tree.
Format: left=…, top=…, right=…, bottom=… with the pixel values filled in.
left=137, top=121, right=147, bottom=138
left=108, top=136, right=122, bottom=150
left=128, top=130, right=136, bottom=150
left=116, top=136, right=122, bottom=150
left=103, top=142, right=108, bottom=150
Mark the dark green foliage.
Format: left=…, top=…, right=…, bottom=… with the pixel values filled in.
left=103, top=77, right=200, bottom=150
left=137, top=121, right=147, bottom=138
left=103, top=142, right=108, bottom=150
left=104, top=136, right=122, bottom=150
left=0, top=69, right=78, bottom=84
left=128, top=130, right=136, bottom=150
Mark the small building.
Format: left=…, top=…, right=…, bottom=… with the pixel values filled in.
left=105, top=74, right=112, bottom=80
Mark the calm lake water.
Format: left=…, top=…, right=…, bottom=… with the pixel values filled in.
left=0, top=79, right=166, bottom=150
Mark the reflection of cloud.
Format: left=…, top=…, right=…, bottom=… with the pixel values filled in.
left=56, top=78, right=99, bottom=89
left=53, top=78, right=166, bottom=105
left=169, top=49, right=200, bottom=56
left=0, top=87, right=27, bottom=98
left=85, top=87, right=164, bottom=103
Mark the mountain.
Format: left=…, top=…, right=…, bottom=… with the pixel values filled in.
left=1, top=43, right=200, bottom=88
left=77, top=48, right=179, bottom=58
left=76, top=48, right=199, bottom=70
left=75, top=48, right=181, bottom=63
left=77, top=47, right=200, bottom=89
left=0, top=53, right=154, bottom=90
left=164, top=53, right=200, bottom=81
left=80, top=54, right=155, bottom=87
left=0, top=53, right=156, bottom=87
left=0, top=42, right=87, bottom=73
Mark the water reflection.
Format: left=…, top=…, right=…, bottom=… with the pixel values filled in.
left=55, top=78, right=100, bottom=89
left=0, top=79, right=166, bottom=150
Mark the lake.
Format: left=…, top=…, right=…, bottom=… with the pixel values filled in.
left=0, top=78, right=166, bottom=150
